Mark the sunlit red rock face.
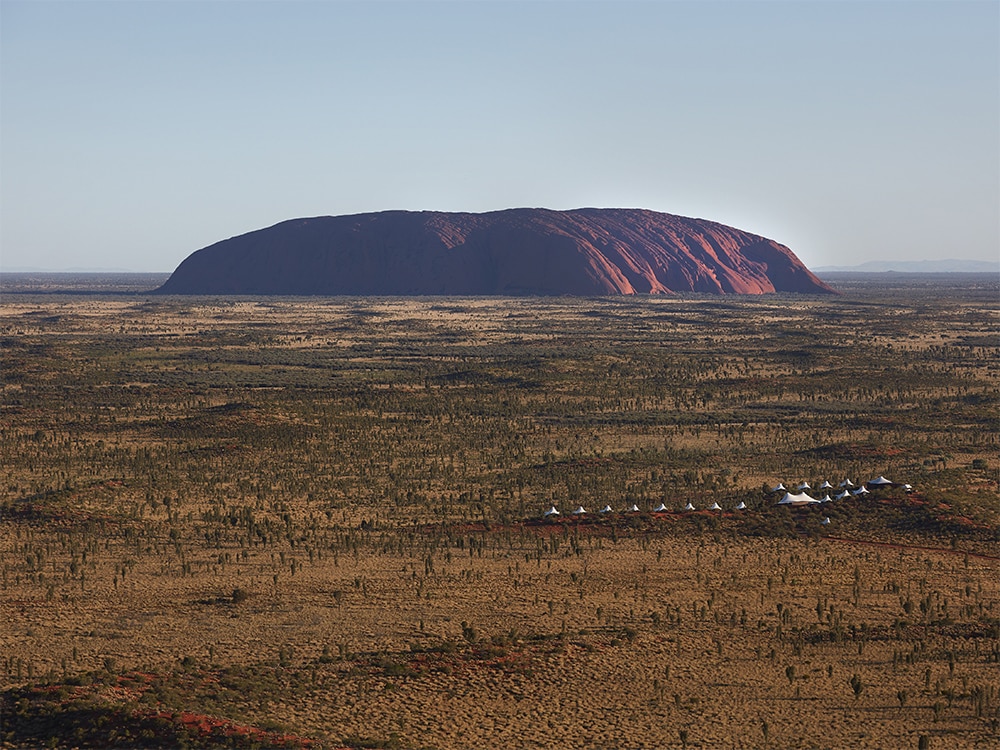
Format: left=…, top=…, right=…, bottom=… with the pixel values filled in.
left=157, top=208, right=835, bottom=295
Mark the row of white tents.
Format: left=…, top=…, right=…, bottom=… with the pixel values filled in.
left=770, top=476, right=912, bottom=507
left=543, top=500, right=739, bottom=517
left=538, top=476, right=911, bottom=519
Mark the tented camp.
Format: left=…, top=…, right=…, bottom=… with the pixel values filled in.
left=683, top=502, right=696, bottom=511
left=777, top=492, right=819, bottom=506
left=708, top=502, right=722, bottom=511
left=868, top=476, right=893, bottom=487
left=599, top=504, right=613, bottom=513
left=543, top=506, right=560, bottom=517
left=653, top=502, right=668, bottom=512
left=572, top=505, right=587, bottom=515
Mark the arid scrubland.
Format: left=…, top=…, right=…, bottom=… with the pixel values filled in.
left=1, top=276, right=997, bottom=748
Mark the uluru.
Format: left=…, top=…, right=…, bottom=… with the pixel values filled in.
left=155, top=208, right=836, bottom=296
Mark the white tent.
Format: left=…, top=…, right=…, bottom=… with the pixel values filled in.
left=819, top=495, right=832, bottom=503
left=599, top=504, right=613, bottom=513
left=777, top=492, right=819, bottom=506
left=796, top=482, right=811, bottom=491
left=708, top=502, right=722, bottom=511
left=868, top=476, right=893, bottom=487
left=572, top=505, right=587, bottom=515
left=819, top=480, right=833, bottom=490
left=834, top=490, right=850, bottom=500
left=543, top=506, right=560, bottom=517
left=770, top=483, right=786, bottom=493
left=735, top=501, right=747, bottom=510
left=840, top=479, right=855, bottom=488
left=850, top=486, right=869, bottom=496
left=627, top=503, right=640, bottom=512
left=903, top=484, right=913, bottom=493
left=821, top=517, right=831, bottom=526
left=683, top=502, right=696, bottom=511
left=653, top=502, right=668, bottom=512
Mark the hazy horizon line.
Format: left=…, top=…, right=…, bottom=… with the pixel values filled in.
left=4, top=259, right=998, bottom=276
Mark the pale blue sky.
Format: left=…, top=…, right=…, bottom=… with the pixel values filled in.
left=1, top=0, right=997, bottom=272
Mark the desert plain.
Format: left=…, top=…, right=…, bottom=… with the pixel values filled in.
left=1, top=274, right=998, bottom=749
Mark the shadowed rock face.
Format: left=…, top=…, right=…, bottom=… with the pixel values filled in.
left=156, top=208, right=836, bottom=296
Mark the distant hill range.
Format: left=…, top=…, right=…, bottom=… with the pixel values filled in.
left=156, top=208, right=835, bottom=296
left=815, top=259, right=999, bottom=274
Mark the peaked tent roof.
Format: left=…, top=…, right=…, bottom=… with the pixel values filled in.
left=868, top=476, right=893, bottom=486
left=770, top=483, right=786, bottom=493
left=599, top=504, right=613, bottom=513
left=544, top=506, right=560, bottom=517
left=572, top=505, right=587, bottom=515
left=628, top=503, right=640, bottom=512
left=777, top=492, right=819, bottom=505
left=735, top=501, right=747, bottom=510
left=653, top=502, right=668, bottom=512
left=683, top=502, right=696, bottom=510
left=709, top=502, right=722, bottom=510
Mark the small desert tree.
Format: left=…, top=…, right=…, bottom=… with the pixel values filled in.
left=849, top=673, right=864, bottom=701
